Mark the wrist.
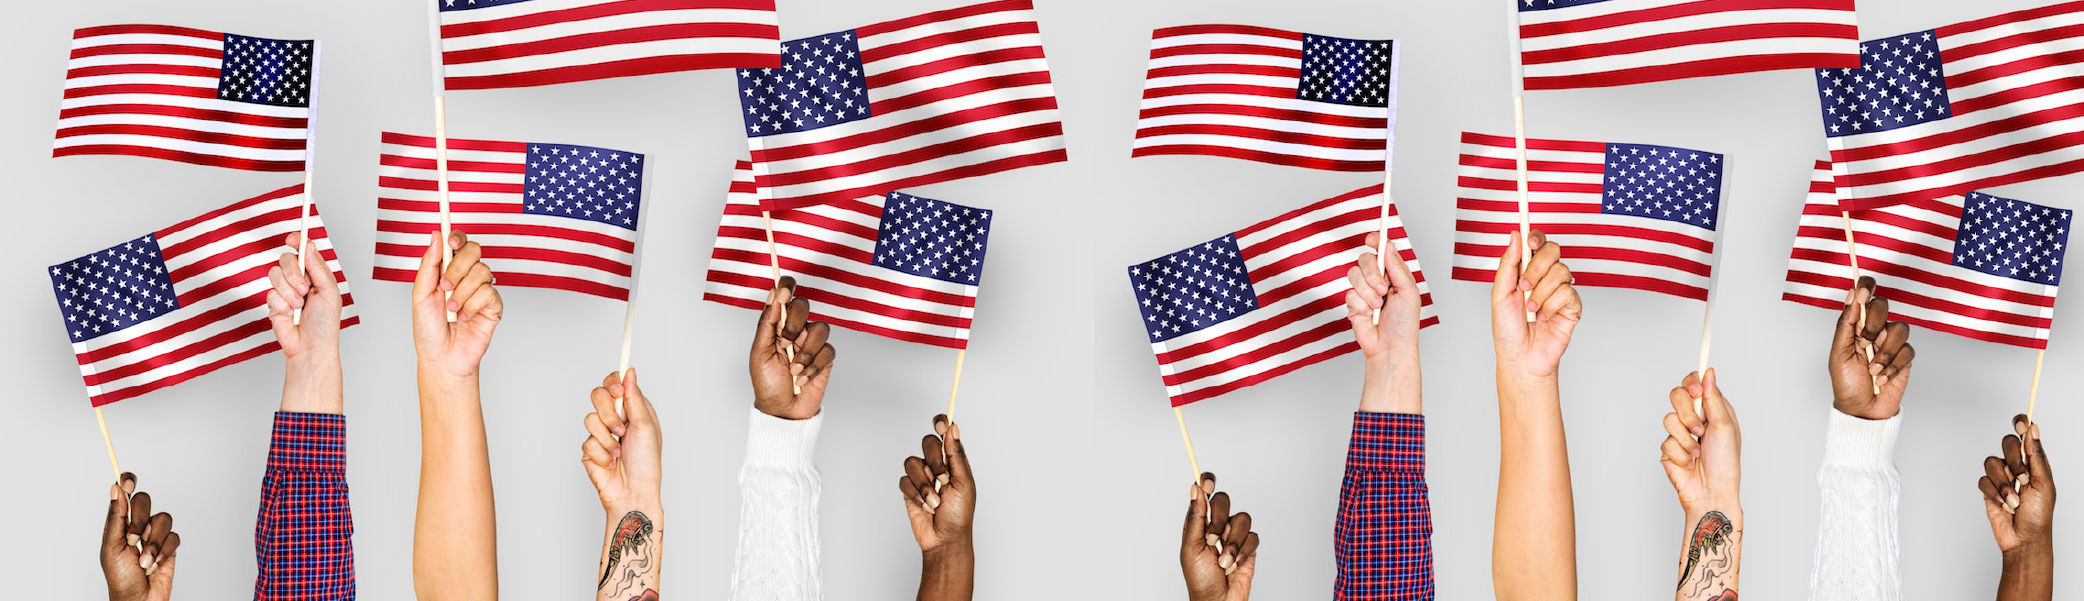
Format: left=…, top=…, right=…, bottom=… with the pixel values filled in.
left=1359, top=353, right=1422, bottom=414
left=2002, top=541, right=2054, bottom=565
left=922, top=541, right=975, bottom=575
left=418, top=365, right=478, bottom=398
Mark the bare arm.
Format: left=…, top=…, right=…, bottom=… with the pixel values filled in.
left=408, top=231, right=505, bottom=601
left=1488, top=231, right=1582, bottom=601
left=1661, top=371, right=1742, bottom=601
left=1981, top=416, right=2054, bottom=601
left=583, top=370, right=665, bottom=601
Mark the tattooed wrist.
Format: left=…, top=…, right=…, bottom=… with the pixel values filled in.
left=1676, top=509, right=1741, bottom=601
left=598, top=510, right=664, bottom=601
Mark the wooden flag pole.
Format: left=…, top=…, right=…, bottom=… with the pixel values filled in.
left=1506, top=4, right=1535, bottom=323
left=1173, top=406, right=1203, bottom=485
left=612, top=159, right=655, bottom=419
left=93, top=407, right=120, bottom=480
left=1838, top=211, right=1880, bottom=395
left=2027, top=348, right=2046, bottom=424
left=761, top=210, right=799, bottom=394
left=427, top=0, right=456, bottom=322
left=294, top=41, right=322, bottom=327
left=945, top=349, right=967, bottom=420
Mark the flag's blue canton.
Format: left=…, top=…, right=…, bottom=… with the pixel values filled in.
left=738, top=31, right=869, bottom=138
left=438, top=0, right=538, bottom=12
left=1953, top=192, right=2071, bottom=286
left=217, top=34, right=314, bottom=108
left=522, top=143, right=644, bottom=231
left=1601, top=143, right=1723, bottom=231
left=1817, top=30, right=1951, bottom=138
left=1298, top=35, right=1396, bottom=108
left=871, top=192, right=993, bottom=285
left=49, top=234, right=178, bottom=344
left=1129, top=235, right=1259, bottom=344
left=1519, top=0, right=1622, bottom=11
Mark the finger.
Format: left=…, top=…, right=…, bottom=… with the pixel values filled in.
left=103, top=480, right=130, bottom=552
left=1237, top=531, right=1261, bottom=563
left=921, top=434, right=947, bottom=481
left=1183, top=484, right=1209, bottom=546
left=582, top=437, right=614, bottom=468
left=457, top=283, right=500, bottom=322
left=140, top=512, right=173, bottom=566
left=804, top=343, right=836, bottom=385
left=1662, top=436, right=1694, bottom=468
left=1875, top=321, right=1911, bottom=361
left=1668, top=386, right=1703, bottom=434
left=1538, top=283, right=1580, bottom=323
left=589, top=385, right=627, bottom=436
left=898, top=475, right=927, bottom=515
left=127, top=492, right=152, bottom=539
left=752, top=279, right=792, bottom=356
left=584, top=413, right=618, bottom=456
left=1199, top=472, right=1217, bottom=499
left=1861, top=297, right=1891, bottom=341
left=1347, top=267, right=1384, bottom=311
left=266, top=285, right=294, bottom=323
left=1979, top=474, right=2004, bottom=505
left=154, top=531, right=180, bottom=564
left=1529, top=262, right=1573, bottom=316
left=1833, top=278, right=1873, bottom=352
left=793, top=321, right=832, bottom=366
left=1491, top=232, right=1524, bottom=298
left=441, top=238, right=482, bottom=291
left=1880, top=343, right=1916, bottom=381
left=1382, top=239, right=1419, bottom=293
left=1700, top=368, right=1735, bottom=426
left=1663, top=413, right=1698, bottom=453
left=1522, top=238, right=1562, bottom=291
left=1356, top=250, right=1389, bottom=298
left=2004, top=435, right=2027, bottom=477
left=620, top=369, right=656, bottom=425
left=1984, top=456, right=2018, bottom=507
left=411, top=229, right=446, bottom=298
left=1207, top=492, right=1232, bottom=545
left=270, top=255, right=305, bottom=311
left=1221, top=512, right=1253, bottom=551
left=781, top=297, right=810, bottom=340
left=944, top=432, right=974, bottom=488
left=903, top=457, right=937, bottom=510
left=448, top=262, right=493, bottom=314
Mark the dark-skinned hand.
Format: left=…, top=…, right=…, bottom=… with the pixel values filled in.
left=1979, top=415, right=2055, bottom=554
left=749, top=277, right=835, bottom=420
left=101, top=473, right=178, bottom=601
left=1829, top=277, right=1914, bottom=420
left=1182, top=473, right=1258, bottom=601
left=900, top=415, right=975, bottom=553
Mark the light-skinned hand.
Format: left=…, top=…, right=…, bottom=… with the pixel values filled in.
left=1182, top=473, right=1257, bottom=601
left=1979, top=415, right=2055, bottom=554
left=1660, top=369, right=1742, bottom=512
left=1490, top=230, right=1582, bottom=384
left=749, top=277, right=835, bottom=420
left=411, top=230, right=503, bottom=385
left=900, top=415, right=975, bottom=554
left=264, top=233, right=343, bottom=364
left=581, top=369, right=662, bottom=513
left=102, top=473, right=178, bottom=601
left=1829, top=277, right=1914, bottom=420
left=1346, top=231, right=1424, bottom=414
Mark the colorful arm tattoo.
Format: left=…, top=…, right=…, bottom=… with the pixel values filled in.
left=1677, top=510, right=1738, bottom=601
left=600, top=511, right=658, bottom=598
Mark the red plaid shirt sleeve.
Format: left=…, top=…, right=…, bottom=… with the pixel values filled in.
left=255, top=412, right=355, bottom=600
left=1334, top=412, right=1433, bottom=600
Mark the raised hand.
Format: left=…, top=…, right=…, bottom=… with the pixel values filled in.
left=900, top=415, right=976, bottom=552
left=264, top=232, right=343, bottom=361
left=102, top=473, right=179, bottom=601
left=1660, top=369, right=1742, bottom=512
left=411, top=230, right=504, bottom=384
left=1979, top=415, right=2056, bottom=554
left=1182, top=473, right=1258, bottom=601
left=1346, top=231, right=1424, bottom=414
left=1490, top=230, right=1582, bottom=383
left=581, top=370, right=663, bottom=513
left=1829, top=277, right=1914, bottom=420
left=749, top=277, right=835, bottom=420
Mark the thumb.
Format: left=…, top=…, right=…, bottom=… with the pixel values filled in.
left=751, top=281, right=792, bottom=355
left=621, top=369, right=656, bottom=427
left=1491, top=233, right=1523, bottom=301
left=303, top=240, right=341, bottom=297
left=1183, top=486, right=1209, bottom=546
left=944, top=434, right=974, bottom=489
left=1833, top=279, right=1871, bottom=353
left=411, top=229, right=444, bottom=300
left=2026, top=425, right=2052, bottom=482
left=1701, top=368, right=1734, bottom=427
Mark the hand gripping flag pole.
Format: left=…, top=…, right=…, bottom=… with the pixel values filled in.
left=1831, top=168, right=1882, bottom=395
left=1507, top=2, right=1535, bottom=323
left=427, top=0, right=456, bottom=322
left=760, top=210, right=799, bottom=395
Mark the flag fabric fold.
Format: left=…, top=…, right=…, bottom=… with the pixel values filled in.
left=437, top=0, right=781, bottom=90
left=1518, top=0, right=1859, bottom=90
left=48, top=185, right=357, bottom=406
left=704, top=161, right=993, bottom=349
left=371, top=132, right=645, bottom=301
left=1131, top=185, right=1437, bottom=407
left=1784, top=160, right=2071, bottom=349
left=1818, top=2, right=2084, bottom=210
left=735, top=0, right=1066, bottom=211
left=57, top=24, right=315, bottom=172
left=1131, top=25, right=1397, bottom=172
left=1451, top=132, right=1725, bottom=301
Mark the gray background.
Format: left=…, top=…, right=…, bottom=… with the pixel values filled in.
left=0, top=0, right=2075, bottom=599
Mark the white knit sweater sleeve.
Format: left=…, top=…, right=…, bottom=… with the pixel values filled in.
left=729, top=410, right=824, bottom=601
left=1807, top=409, right=1902, bottom=601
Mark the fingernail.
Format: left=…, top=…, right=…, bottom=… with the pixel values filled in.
left=1225, top=563, right=1238, bottom=576
left=1692, top=427, right=1704, bottom=436
left=1188, top=484, right=1199, bottom=500
left=1218, top=553, right=1233, bottom=569
left=128, top=534, right=140, bottom=548
left=1206, top=534, right=1221, bottom=548
left=926, top=492, right=940, bottom=510
left=613, top=427, right=625, bottom=437
left=140, top=553, right=151, bottom=569
left=447, top=301, right=461, bottom=312
left=1525, top=300, right=1538, bottom=312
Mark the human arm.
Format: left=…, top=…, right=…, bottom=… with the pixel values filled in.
left=1660, top=371, right=1742, bottom=601
left=1488, top=231, right=1583, bottom=601
left=1183, top=474, right=1259, bottom=601
left=900, top=415, right=975, bottom=601
left=254, top=233, right=356, bottom=599
left=1979, top=415, right=2054, bottom=601
left=1335, top=231, right=1433, bottom=599
left=582, top=370, right=665, bottom=601
left=1809, top=277, right=1914, bottom=601
left=730, top=279, right=836, bottom=601
left=408, top=231, right=505, bottom=601
left=103, top=473, right=180, bottom=601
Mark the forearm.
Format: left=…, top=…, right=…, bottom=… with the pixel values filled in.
left=597, top=502, right=665, bottom=601
left=1359, top=351, right=1422, bottom=414
left=412, top=372, right=498, bottom=600
left=1996, top=546, right=2053, bottom=601
left=281, top=351, right=344, bottom=415
left=1492, top=373, right=1576, bottom=601
left=916, top=545, right=975, bottom=601
left=1675, top=507, right=1741, bottom=601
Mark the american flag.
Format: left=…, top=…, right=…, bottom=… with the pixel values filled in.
left=371, top=132, right=644, bottom=301
left=57, top=25, right=315, bottom=172
left=1131, top=25, right=1397, bottom=172
left=1131, top=185, right=1437, bottom=406
left=735, top=0, right=1066, bottom=211
left=1784, top=160, right=2071, bottom=349
left=704, top=161, right=992, bottom=349
left=1816, top=3, right=2084, bottom=210
left=1451, top=132, right=1724, bottom=300
left=48, top=185, right=358, bottom=406
left=1518, top=0, right=1858, bottom=90
left=437, top=0, right=781, bottom=90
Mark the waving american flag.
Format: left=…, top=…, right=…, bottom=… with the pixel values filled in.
left=48, top=185, right=358, bottom=406
left=704, top=161, right=993, bottom=349
left=56, top=25, right=316, bottom=172
left=736, top=0, right=1065, bottom=210
left=1817, top=2, right=2084, bottom=210
left=1785, top=161, right=2072, bottom=349
left=1131, top=185, right=1436, bottom=406
left=1131, top=25, right=1397, bottom=172
left=1451, top=132, right=1724, bottom=300
left=437, top=0, right=781, bottom=90
left=1518, top=0, right=1858, bottom=90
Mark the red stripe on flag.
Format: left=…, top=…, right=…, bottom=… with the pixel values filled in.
left=1519, top=0, right=1853, bottom=38
left=59, top=103, right=308, bottom=129
left=380, top=132, right=529, bottom=152
left=63, top=84, right=219, bottom=100
left=442, top=23, right=780, bottom=64
left=1152, top=24, right=1307, bottom=41
left=1137, top=102, right=1386, bottom=129
left=857, top=0, right=1032, bottom=38
left=441, top=0, right=777, bottom=37
left=1525, top=54, right=1858, bottom=90
left=55, top=124, right=306, bottom=150
left=1131, top=145, right=1380, bottom=172
left=69, top=43, right=222, bottom=61
left=53, top=145, right=301, bottom=171
left=73, top=24, right=223, bottom=40
left=862, top=21, right=1040, bottom=64
left=1522, top=22, right=1857, bottom=65
left=1133, top=123, right=1385, bottom=151
left=870, top=67, right=1053, bottom=114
